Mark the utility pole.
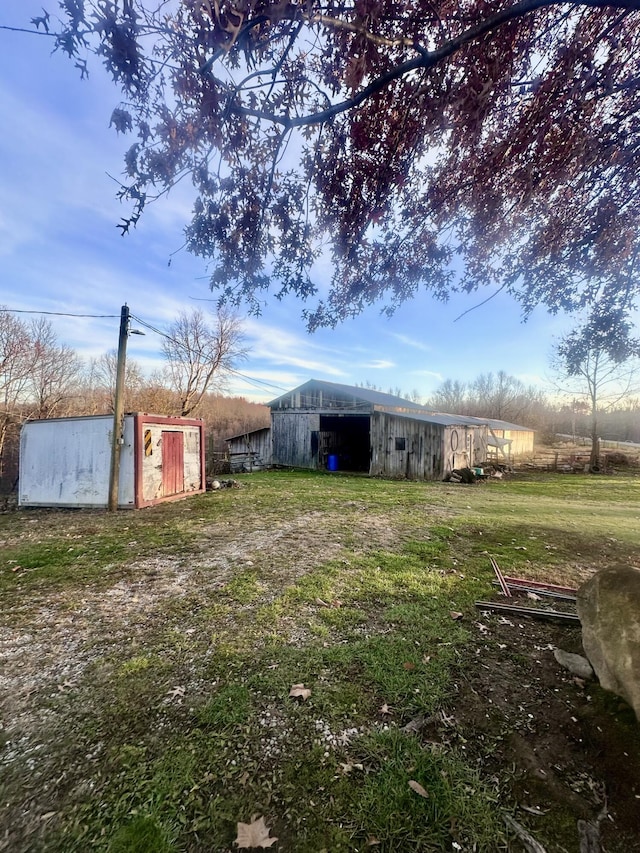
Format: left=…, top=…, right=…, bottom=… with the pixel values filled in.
left=108, top=305, right=129, bottom=511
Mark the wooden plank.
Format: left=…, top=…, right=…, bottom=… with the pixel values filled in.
left=475, top=600, right=580, bottom=624
left=502, top=576, right=578, bottom=596
left=490, top=556, right=512, bottom=597
left=491, top=582, right=577, bottom=602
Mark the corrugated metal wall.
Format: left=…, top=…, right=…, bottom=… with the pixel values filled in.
left=492, top=429, right=535, bottom=457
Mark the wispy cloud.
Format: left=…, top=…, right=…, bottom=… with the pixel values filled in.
left=359, top=359, right=396, bottom=370
left=244, top=318, right=347, bottom=377
left=409, top=369, right=444, bottom=381
left=389, top=332, right=433, bottom=352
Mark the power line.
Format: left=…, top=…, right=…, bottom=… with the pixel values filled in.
left=227, top=367, right=288, bottom=394
left=3, top=308, right=120, bottom=318
left=129, top=313, right=181, bottom=346
left=129, top=312, right=289, bottom=395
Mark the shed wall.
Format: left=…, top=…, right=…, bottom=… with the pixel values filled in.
left=19, top=416, right=135, bottom=507
left=495, top=429, right=534, bottom=457
left=370, top=413, right=446, bottom=479
left=443, top=424, right=485, bottom=473
left=138, top=420, right=204, bottom=504
left=227, top=429, right=272, bottom=473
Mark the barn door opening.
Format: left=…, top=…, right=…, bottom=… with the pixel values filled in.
left=162, top=431, right=184, bottom=495
left=318, top=415, right=370, bottom=471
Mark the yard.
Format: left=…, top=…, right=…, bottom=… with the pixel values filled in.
left=1, top=470, right=639, bottom=852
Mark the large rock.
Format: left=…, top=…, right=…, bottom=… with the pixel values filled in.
left=577, top=566, right=640, bottom=720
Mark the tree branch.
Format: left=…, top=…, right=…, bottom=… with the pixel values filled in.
left=227, top=0, right=640, bottom=128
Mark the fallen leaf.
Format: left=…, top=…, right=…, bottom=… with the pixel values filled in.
left=449, top=611, right=463, bottom=621
left=439, top=710, right=456, bottom=726
left=521, top=804, right=549, bottom=816
left=527, top=592, right=542, bottom=601
left=408, top=779, right=429, bottom=798
left=402, top=661, right=416, bottom=671
left=330, top=599, right=342, bottom=608
left=380, top=703, right=392, bottom=715
left=422, top=654, right=432, bottom=664
left=315, top=597, right=330, bottom=607
left=367, top=836, right=381, bottom=846
left=289, top=683, right=311, bottom=701
left=235, top=814, right=278, bottom=849
left=167, top=686, right=186, bottom=701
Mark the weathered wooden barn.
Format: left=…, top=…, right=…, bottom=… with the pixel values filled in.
left=226, top=426, right=272, bottom=473
left=227, top=380, right=535, bottom=480
left=19, top=413, right=205, bottom=509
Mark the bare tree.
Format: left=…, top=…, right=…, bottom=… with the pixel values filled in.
left=92, top=351, right=147, bottom=414
left=429, top=372, right=548, bottom=426
left=552, top=318, right=640, bottom=470
left=428, top=379, right=468, bottom=414
left=0, top=309, right=36, bottom=482
left=28, top=317, right=83, bottom=419
left=162, top=308, right=246, bottom=416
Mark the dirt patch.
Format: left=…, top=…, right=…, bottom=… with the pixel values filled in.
left=449, top=614, right=640, bottom=852
left=0, top=510, right=407, bottom=737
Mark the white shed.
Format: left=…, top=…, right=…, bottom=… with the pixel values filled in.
left=19, top=413, right=205, bottom=509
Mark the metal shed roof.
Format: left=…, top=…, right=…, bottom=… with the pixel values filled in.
left=226, top=426, right=271, bottom=441
left=389, top=410, right=482, bottom=428
left=268, top=379, right=428, bottom=411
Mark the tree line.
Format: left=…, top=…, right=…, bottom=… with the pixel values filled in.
left=360, top=369, right=640, bottom=451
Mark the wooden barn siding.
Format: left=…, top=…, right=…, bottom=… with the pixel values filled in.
left=443, top=424, right=487, bottom=473
left=271, top=412, right=321, bottom=468
left=227, top=429, right=272, bottom=472
left=473, top=427, right=489, bottom=464
left=506, top=430, right=534, bottom=457
left=370, top=413, right=446, bottom=480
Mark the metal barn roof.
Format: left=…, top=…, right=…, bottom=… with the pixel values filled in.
left=268, top=379, right=431, bottom=411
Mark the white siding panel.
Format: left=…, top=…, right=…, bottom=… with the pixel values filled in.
left=19, top=416, right=135, bottom=507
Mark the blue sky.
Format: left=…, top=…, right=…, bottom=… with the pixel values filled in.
left=1, top=2, right=578, bottom=404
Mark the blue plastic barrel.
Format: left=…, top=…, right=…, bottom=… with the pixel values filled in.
left=327, top=454, right=339, bottom=471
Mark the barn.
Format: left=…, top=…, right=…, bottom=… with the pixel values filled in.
left=19, top=413, right=205, bottom=509
left=226, top=426, right=273, bottom=473
left=227, top=380, right=535, bottom=480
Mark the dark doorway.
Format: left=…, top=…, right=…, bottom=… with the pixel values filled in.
left=319, top=415, right=370, bottom=472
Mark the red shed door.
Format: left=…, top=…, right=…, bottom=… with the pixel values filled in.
left=162, top=431, right=184, bottom=495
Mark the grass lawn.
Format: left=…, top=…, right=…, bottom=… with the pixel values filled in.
left=1, top=470, right=639, bottom=852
